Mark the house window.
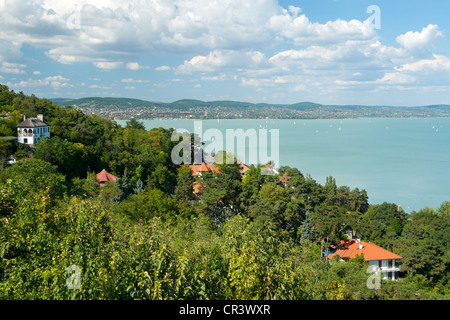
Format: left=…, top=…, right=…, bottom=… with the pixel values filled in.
left=24, top=138, right=28, bottom=144
left=388, top=260, right=393, bottom=268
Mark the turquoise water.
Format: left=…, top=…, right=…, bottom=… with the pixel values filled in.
left=117, top=118, right=450, bottom=213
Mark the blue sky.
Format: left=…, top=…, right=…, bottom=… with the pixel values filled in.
left=1, top=0, right=449, bottom=106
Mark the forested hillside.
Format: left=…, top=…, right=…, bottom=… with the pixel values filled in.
left=1, top=84, right=449, bottom=300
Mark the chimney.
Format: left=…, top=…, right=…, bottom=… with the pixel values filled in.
left=37, top=114, right=44, bottom=121
left=23, top=115, right=26, bottom=121
left=359, top=243, right=363, bottom=250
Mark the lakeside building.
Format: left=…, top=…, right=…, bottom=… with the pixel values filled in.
left=16, top=114, right=50, bottom=146
left=327, top=238, right=403, bottom=280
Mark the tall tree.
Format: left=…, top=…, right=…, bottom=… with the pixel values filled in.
left=301, top=211, right=316, bottom=243
left=174, top=164, right=195, bottom=202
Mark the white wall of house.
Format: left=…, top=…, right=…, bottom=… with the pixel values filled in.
left=17, top=126, right=50, bottom=145
left=368, top=259, right=401, bottom=280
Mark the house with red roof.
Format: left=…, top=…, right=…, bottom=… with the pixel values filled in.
left=96, top=169, right=119, bottom=187
left=188, top=162, right=252, bottom=194
left=327, top=238, right=403, bottom=280
left=238, top=163, right=251, bottom=177
left=188, top=162, right=221, bottom=195
left=189, top=162, right=221, bottom=177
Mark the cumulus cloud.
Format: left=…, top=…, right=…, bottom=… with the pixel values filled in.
left=396, top=24, right=444, bottom=53
left=0, top=62, right=26, bottom=74
left=92, top=61, right=124, bottom=70
left=0, top=0, right=281, bottom=65
left=155, top=65, right=171, bottom=71
left=7, top=75, right=70, bottom=89
left=396, top=54, right=450, bottom=73
left=377, top=72, right=417, bottom=85
left=269, top=7, right=376, bottom=46
left=126, top=62, right=149, bottom=70
left=176, top=50, right=269, bottom=74
left=1, top=0, right=449, bottom=103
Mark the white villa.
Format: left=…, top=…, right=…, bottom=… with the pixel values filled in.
left=16, top=114, right=51, bottom=146
left=327, top=238, right=403, bottom=280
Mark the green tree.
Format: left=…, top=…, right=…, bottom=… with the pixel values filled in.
left=125, top=118, right=145, bottom=131
left=114, top=188, right=180, bottom=222
left=146, top=164, right=176, bottom=194
left=311, top=204, right=343, bottom=257
left=71, top=172, right=100, bottom=199
left=0, top=158, right=66, bottom=199
left=133, top=178, right=145, bottom=194
left=120, top=167, right=131, bottom=193
left=34, top=137, right=92, bottom=181
left=174, top=164, right=195, bottom=202
left=300, top=211, right=316, bottom=243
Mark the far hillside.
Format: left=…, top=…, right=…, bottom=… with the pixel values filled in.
left=50, top=96, right=450, bottom=119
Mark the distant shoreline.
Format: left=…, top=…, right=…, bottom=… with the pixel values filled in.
left=51, top=97, right=450, bottom=121
left=114, top=115, right=450, bottom=122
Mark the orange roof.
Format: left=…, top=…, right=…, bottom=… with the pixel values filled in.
left=193, top=181, right=204, bottom=194
left=189, top=162, right=220, bottom=177
left=328, top=239, right=402, bottom=261
left=96, top=169, right=119, bottom=183
left=239, top=163, right=251, bottom=173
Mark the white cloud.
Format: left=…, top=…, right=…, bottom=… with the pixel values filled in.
left=201, top=73, right=227, bottom=81
left=396, top=54, right=450, bottom=73
left=155, top=65, right=171, bottom=71
left=176, top=50, right=268, bottom=74
left=0, top=62, right=26, bottom=74
left=7, top=75, right=70, bottom=89
left=89, top=84, right=113, bottom=89
left=92, top=61, right=124, bottom=70
left=0, top=0, right=282, bottom=65
left=1, top=0, right=449, bottom=105
left=377, top=72, right=417, bottom=85
left=121, top=78, right=150, bottom=83
left=396, top=24, right=444, bottom=53
left=126, top=62, right=149, bottom=70
left=241, top=78, right=275, bottom=88
left=269, top=9, right=376, bottom=46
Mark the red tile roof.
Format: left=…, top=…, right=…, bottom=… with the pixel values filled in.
left=328, top=239, right=402, bottom=261
left=193, top=181, right=204, bottom=194
left=96, top=169, right=119, bottom=183
left=189, top=162, right=220, bottom=177
left=239, top=163, right=251, bottom=173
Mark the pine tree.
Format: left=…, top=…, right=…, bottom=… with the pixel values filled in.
left=121, top=167, right=131, bottom=192
left=300, top=211, right=315, bottom=243
left=133, top=178, right=145, bottom=194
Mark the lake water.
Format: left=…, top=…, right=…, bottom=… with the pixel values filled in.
left=117, top=118, right=450, bottom=213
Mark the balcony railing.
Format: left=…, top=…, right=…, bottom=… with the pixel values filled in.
left=380, top=266, right=401, bottom=272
